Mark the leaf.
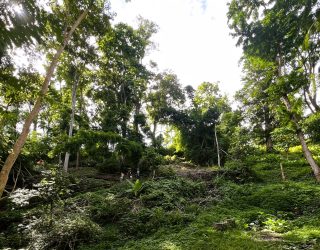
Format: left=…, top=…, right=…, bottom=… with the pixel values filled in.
left=302, top=32, right=310, bottom=50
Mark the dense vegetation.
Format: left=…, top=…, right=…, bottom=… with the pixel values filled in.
left=1, top=0, right=320, bottom=249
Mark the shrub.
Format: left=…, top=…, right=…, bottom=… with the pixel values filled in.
left=96, top=154, right=120, bottom=174
left=116, top=140, right=143, bottom=170
left=244, top=211, right=293, bottom=233
left=140, top=178, right=205, bottom=209
left=157, top=165, right=176, bottom=178
left=222, top=161, right=258, bottom=183
left=72, top=191, right=132, bottom=224
left=138, top=147, right=165, bottom=173
left=244, top=183, right=320, bottom=214
left=23, top=210, right=102, bottom=250
left=118, top=207, right=193, bottom=237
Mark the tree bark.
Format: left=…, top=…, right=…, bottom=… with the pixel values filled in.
left=0, top=10, right=88, bottom=198
left=152, top=120, right=157, bottom=147
left=280, top=163, right=286, bottom=181
left=303, top=88, right=315, bottom=114
left=63, top=75, right=79, bottom=172
left=214, top=124, right=221, bottom=167
left=76, top=83, right=84, bottom=169
left=76, top=151, right=80, bottom=169
left=306, top=87, right=320, bottom=111
left=282, top=94, right=320, bottom=181
left=264, top=105, right=274, bottom=152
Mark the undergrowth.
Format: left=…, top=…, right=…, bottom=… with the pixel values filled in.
left=1, top=150, right=320, bottom=249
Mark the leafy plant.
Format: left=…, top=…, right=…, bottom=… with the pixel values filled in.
left=127, top=179, right=144, bottom=197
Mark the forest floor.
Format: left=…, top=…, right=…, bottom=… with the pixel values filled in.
left=2, top=152, right=320, bottom=249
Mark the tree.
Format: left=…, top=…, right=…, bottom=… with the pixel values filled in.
left=228, top=0, right=320, bottom=180
left=164, top=82, right=231, bottom=166
left=146, top=71, right=185, bottom=146
left=0, top=0, right=110, bottom=197
left=0, top=0, right=47, bottom=61
left=236, top=56, right=278, bottom=152
left=94, top=21, right=156, bottom=140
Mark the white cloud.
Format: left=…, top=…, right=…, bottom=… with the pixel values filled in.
left=110, top=0, right=243, bottom=97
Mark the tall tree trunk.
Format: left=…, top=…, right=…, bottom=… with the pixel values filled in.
left=303, top=88, right=315, bottom=114
left=152, top=120, right=157, bottom=147
left=306, top=87, right=320, bottom=111
left=121, top=120, right=127, bottom=138
left=63, top=75, right=79, bottom=172
left=76, top=82, right=84, bottom=169
left=133, top=103, right=141, bottom=134
left=214, top=124, right=221, bottom=167
left=33, top=116, right=38, bottom=132
left=282, top=94, right=320, bottom=181
left=264, top=105, right=273, bottom=152
left=76, top=151, right=80, bottom=169
left=0, top=10, right=88, bottom=198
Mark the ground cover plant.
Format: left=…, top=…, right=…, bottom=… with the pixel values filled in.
left=1, top=0, right=320, bottom=249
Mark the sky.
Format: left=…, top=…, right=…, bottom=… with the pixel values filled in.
left=110, top=0, right=243, bottom=97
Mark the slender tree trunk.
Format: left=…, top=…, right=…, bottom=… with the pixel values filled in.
left=152, top=120, right=157, bottom=147
left=63, top=75, right=79, bottom=172
left=307, top=69, right=319, bottom=111
left=303, top=88, right=315, bottom=114
left=214, top=124, right=220, bottom=167
left=282, top=94, right=320, bottom=181
left=121, top=121, right=127, bottom=138
left=264, top=105, right=273, bottom=152
left=280, top=163, right=286, bottom=181
left=0, top=10, right=88, bottom=198
left=76, top=151, right=80, bottom=169
left=33, top=116, right=38, bottom=132
left=306, top=87, right=320, bottom=111
left=266, top=135, right=273, bottom=153
left=133, top=103, right=141, bottom=134
left=76, top=83, right=84, bottom=169
left=58, top=153, right=62, bottom=168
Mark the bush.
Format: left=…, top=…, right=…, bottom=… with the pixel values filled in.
left=222, top=161, right=258, bottom=183
left=157, top=165, right=176, bottom=178
left=116, top=140, right=143, bottom=171
left=118, top=207, right=193, bottom=237
left=72, top=191, right=132, bottom=224
left=140, top=178, right=205, bottom=209
left=138, top=147, right=165, bottom=173
left=244, top=211, right=293, bottom=233
left=244, top=183, right=320, bottom=214
left=96, top=154, right=120, bottom=174
left=24, top=210, right=102, bottom=250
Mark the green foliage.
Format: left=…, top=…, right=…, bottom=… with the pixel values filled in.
left=139, top=178, right=206, bottom=210
left=0, top=1, right=47, bottom=56
left=126, top=179, right=144, bottom=197
left=157, top=165, right=176, bottom=178
left=118, top=207, right=194, bottom=238
left=72, top=191, right=131, bottom=224
left=0, top=210, right=23, bottom=231
left=24, top=209, right=102, bottom=250
left=96, top=154, right=120, bottom=173
left=116, top=140, right=143, bottom=170
left=244, top=211, right=293, bottom=233
left=165, top=82, right=232, bottom=166
left=221, top=161, right=258, bottom=183
left=34, top=167, right=73, bottom=203
left=228, top=127, right=258, bottom=160
left=303, top=112, right=320, bottom=143
left=23, top=132, right=52, bottom=159
left=4, top=151, right=320, bottom=250
left=271, top=127, right=299, bottom=153
left=138, top=147, right=165, bottom=173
